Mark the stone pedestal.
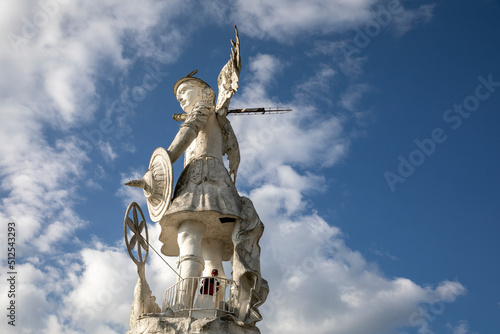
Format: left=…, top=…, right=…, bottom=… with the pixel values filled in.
left=127, top=315, right=260, bottom=334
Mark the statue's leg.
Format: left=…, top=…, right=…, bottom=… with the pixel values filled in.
left=202, top=238, right=225, bottom=309
left=177, top=220, right=206, bottom=308
left=202, top=238, right=225, bottom=277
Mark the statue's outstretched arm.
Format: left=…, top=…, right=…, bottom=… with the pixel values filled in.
left=167, top=102, right=211, bottom=163
left=166, top=126, right=197, bottom=164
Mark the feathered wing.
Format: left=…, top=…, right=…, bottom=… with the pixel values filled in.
left=216, top=25, right=241, bottom=116
left=216, top=25, right=241, bottom=183
left=222, top=120, right=240, bottom=183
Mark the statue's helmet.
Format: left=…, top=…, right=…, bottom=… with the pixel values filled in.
left=173, top=70, right=212, bottom=95
left=173, top=70, right=216, bottom=108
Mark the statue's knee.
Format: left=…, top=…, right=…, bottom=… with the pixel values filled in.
left=178, top=220, right=206, bottom=241
left=177, top=230, right=190, bottom=245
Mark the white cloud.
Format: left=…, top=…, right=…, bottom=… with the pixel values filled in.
left=391, top=4, right=435, bottom=37
left=99, top=141, right=118, bottom=162
left=340, top=83, right=374, bottom=125
left=294, top=64, right=337, bottom=106
left=0, top=261, right=65, bottom=332
left=0, top=223, right=179, bottom=333
left=435, top=280, right=467, bottom=303
left=228, top=0, right=435, bottom=43
left=448, top=321, right=477, bottom=334
left=0, top=130, right=89, bottom=250
left=309, top=39, right=369, bottom=79
left=249, top=53, right=285, bottom=85
left=369, top=243, right=399, bottom=260
left=231, top=54, right=349, bottom=187
left=59, top=225, right=177, bottom=333
left=62, top=245, right=136, bottom=332
left=453, top=322, right=469, bottom=334
left=247, top=176, right=466, bottom=334
left=340, top=83, right=369, bottom=111
left=230, top=0, right=376, bottom=41
left=115, top=170, right=148, bottom=208
left=248, top=171, right=465, bottom=333
left=42, top=315, right=81, bottom=334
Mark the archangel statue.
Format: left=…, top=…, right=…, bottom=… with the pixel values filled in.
left=125, top=26, right=268, bottom=334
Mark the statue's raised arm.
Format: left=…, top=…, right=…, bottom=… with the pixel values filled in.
left=213, top=25, right=241, bottom=183
left=216, top=25, right=241, bottom=117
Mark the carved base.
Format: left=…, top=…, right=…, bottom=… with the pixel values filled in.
left=127, top=315, right=260, bottom=334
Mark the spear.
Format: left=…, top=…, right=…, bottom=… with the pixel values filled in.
left=172, top=107, right=292, bottom=121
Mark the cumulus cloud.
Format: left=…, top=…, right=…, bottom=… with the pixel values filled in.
left=0, top=259, right=76, bottom=333
left=448, top=321, right=477, bottom=334
left=435, top=280, right=467, bottom=303
left=99, top=141, right=118, bottom=163
left=115, top=170, right=148, bottom=208
left=226, top=0, right=435, bottom=43
left=340, top=83, right=369, bottom=111
left=294, top=64, right=337, bottom=106
left=230, top=0, right=376, bottom=41
left=391, top=4, right=435, bottom=37
left=231, top=54, right=349, bottom=187
left=241, top=154, right=466, bottom=334
left=242, top=167, right=467, bottom=334
left=61, top=244, right=137, bottom=332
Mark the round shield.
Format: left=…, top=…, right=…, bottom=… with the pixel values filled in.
left=146, top=147, right=173, bottom=222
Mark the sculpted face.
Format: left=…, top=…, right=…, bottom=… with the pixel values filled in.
left=176, top=82, right=202, bottom=113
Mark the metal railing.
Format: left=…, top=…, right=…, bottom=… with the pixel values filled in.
left=162, top=277, right=237, bottom=318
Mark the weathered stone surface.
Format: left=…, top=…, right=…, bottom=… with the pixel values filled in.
left=127, top=315, right=260, bottom=334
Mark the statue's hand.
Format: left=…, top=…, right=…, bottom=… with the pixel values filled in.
left=191, top=100, right=214, bottom=113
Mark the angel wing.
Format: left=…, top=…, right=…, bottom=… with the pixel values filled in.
left=216, top=25, right=241, bottom=183
left=216, top=25, right=241, bottom=116
left=222, top=120, right=240, bottom=183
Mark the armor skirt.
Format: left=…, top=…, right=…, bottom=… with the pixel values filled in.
left=159, top=157, right=241, bottom=259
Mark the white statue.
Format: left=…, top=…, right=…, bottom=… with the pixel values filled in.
left=125, top=26, right=268, bottom=333
left=160, top=69, right=241, bottom=281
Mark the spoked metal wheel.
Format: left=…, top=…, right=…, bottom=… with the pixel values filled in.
left=124, top=202, right=149, bottom=266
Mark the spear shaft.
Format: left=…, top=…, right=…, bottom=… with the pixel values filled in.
left=172, top=107, right=292, bottom=121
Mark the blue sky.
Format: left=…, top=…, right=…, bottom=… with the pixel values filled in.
left=1, top=0, right=499, bottom=333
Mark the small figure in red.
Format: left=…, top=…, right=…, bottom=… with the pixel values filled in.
left=200, top=269, right=220, bottom=296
